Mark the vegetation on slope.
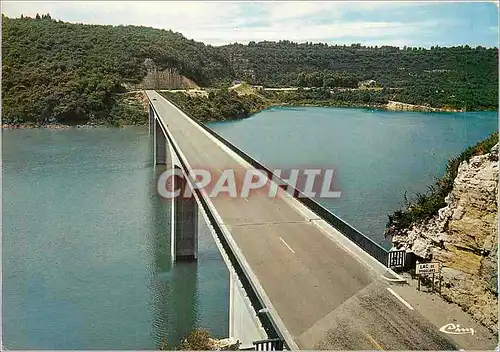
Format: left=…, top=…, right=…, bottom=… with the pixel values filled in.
left=160, top=328, right=239, bottom=351
left=261, top=88, right=390, bottom=108
left=2, top=15, right=232, bottom=125
left=222, top=41, right=498, bottom=110
left=106, top=93, right=148, bottom=127
left=386, top=132, right=499, bottom=235
left=161, top=89, right=267, bottom=122
left=164, top=85, right=394, bottom=121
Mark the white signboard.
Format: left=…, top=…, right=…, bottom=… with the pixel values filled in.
left=416, top=262, right=440, bottom=275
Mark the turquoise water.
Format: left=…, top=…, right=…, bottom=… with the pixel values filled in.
left=2, top=127, right=228, bottom=350
left=208, top=107, right=498, bottom=247
left=2, top=108, right=497, bottom=349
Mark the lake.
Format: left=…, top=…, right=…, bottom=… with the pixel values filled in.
left=2, top=107, right=497, bottom=349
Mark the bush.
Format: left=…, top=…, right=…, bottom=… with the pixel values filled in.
left=162, top=90, right=266, bottom=122
left=178, top=329, right=214, bottom=350
left=386, top=132, right=498, bottom=235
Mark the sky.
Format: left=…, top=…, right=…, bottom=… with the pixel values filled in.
left=2, top=1, right=498, bottom=48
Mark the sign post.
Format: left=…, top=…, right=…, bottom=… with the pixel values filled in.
left=439, top=273, right=442, bottom=295
left=415, top=262, right=441, bottom=293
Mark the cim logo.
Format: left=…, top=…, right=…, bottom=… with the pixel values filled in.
left=439, top=323, right=474, bottom=336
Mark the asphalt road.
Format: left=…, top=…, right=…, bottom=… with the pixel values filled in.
left=146, top=90, right=457, bottom=350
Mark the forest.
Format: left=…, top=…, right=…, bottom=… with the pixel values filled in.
left=2, top=15, right=498, bottom=125
left=221, top=41, right=498, bottom=110
left=2, top=15, right=232, bottom=125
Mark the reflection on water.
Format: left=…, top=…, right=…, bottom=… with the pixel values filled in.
left=148, top=166, right=199, bottom=349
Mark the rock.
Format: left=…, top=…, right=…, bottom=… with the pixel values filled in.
left=412, top=237, right=434, bottom=259
left=208, top=337, right=241, bottom=350
left=391, top=144, right=498, bottom=333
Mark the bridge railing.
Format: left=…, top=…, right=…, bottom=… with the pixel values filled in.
left=253, top=338, right=284, bottom=351
left=163, top=97, right=389, bottom=266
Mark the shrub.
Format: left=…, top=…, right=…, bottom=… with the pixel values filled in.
left=386, top=132, right=498, bottom=235
left=178, top=329, right=214, bottom=350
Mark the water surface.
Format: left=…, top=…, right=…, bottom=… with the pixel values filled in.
left=3, top=107, right=497, bottom=349
left=2, top=127, right=229, bottom=349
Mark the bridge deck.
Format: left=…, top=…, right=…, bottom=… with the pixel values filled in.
left=146, top=90, right=456, bottom=350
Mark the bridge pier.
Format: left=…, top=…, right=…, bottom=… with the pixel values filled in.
left=170, top=161, right=198, bottom=261
left=154, top=119, right=166, bottom=165
left=148, top=104, right=154, bottom=135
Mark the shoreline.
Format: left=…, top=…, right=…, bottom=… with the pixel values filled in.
left=265, top=102, right=477, bottom=113
left=385, top=100, right=464, bottom=113
left=2, top=123, right=71, bottom=129
left=3, top=102, right=495, bottom=129
left=1, top=123, right=147, bottom=129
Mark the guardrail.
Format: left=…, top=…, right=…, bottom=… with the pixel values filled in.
left=147, top=97, right=285, bottom=347
left=253, top=338, right=284, bottom=351
left=163, top=97, right=389, bottom=266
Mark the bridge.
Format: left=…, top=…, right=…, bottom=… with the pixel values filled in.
left=146, top=90, right=457, bottom=350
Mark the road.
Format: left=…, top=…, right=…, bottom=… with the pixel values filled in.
left=146, top=90, right=457, bottom=350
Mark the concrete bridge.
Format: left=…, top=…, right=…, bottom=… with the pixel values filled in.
left=146, top=90, right=457, bottom=350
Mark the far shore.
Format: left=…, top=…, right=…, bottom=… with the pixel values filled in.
left=1, top=123, right=146, bottom=129
left=2, top=100, right=494, bottom=129
left=2, top=123, right=71, bottom=129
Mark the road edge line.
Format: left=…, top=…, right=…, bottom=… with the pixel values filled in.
left=387, top=287, right=414, bottom=311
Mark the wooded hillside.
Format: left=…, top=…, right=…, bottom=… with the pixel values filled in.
left=221, top=41, right=498, bottom=110
left=2, top=15, right=497, bottom=125
left=2, top=15, right=232, bottom=124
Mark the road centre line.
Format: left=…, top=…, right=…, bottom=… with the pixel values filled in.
left=279, top=237, right=296, bottom=254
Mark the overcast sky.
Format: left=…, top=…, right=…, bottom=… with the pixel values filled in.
left=2, top=1, right=498, bottom=47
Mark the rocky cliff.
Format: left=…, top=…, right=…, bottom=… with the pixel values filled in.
left=127, top=58, right=199, bottom=90
left=386, top=100, right=462, bottom=113
left=391, top=144, right=498, bottom=332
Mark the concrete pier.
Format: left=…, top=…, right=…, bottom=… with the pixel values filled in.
left=148, top=104, right=154, bottom=135
left=170, top=164, right=198, bottom=261
left=154, top=119, right=166, bottom=165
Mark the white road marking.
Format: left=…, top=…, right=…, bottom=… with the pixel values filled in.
left=387, top=287, right=414, bottom=311
left=366, top=333, right=384, bottom=350
left=279, top=237, right=295, bottom=254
